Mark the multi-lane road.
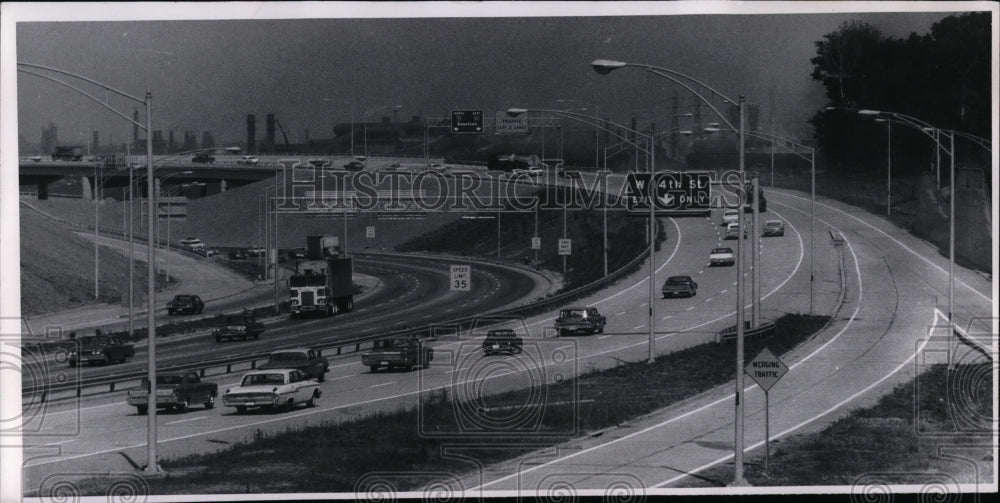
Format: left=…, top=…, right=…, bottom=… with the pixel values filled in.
left=18, top=175, right=994, bottom=496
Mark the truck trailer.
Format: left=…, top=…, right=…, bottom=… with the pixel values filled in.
left=289, top=235, right=353, bottom=317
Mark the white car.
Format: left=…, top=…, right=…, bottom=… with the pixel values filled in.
left=237, top=155, right=260, bottom=165
left=721, top=209, right=740, bottom=226
left=725, top=222, right=747, bottom=240
left=762, top=220, right=785, bottom=237
left=222, top=369, right=321, bottom=413
left=179, top=237, right=205, bottom=251
left=512, top=165, right=543, bottom=177
left=709, top=247, right=735, bottom=266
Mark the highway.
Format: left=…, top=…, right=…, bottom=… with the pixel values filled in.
left=460, top=187, right=994, bottom=494
left=17, top=173, right=993, bottom=496
left=21, top=185, right=812, bottom=490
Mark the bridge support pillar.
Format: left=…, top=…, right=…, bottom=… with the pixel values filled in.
left=37, top=180, right=50, bottom=200
left=81, top=176, right=94, bottom=200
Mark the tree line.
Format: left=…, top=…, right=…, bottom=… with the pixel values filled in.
left=809, top=13, right=990, bottom=176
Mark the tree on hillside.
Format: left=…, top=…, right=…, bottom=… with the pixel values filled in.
left=808, top=13, right=991, bottom=174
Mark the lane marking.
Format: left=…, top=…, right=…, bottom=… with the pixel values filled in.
left=369, top=381, right=397, bottom=388
left=771, top=190, right=991, bottom=302
left=470, top=205, right=853, bottom=491
left=165, top=416, right=209, bottom=426
left=27, top=207, right=804, bottom=467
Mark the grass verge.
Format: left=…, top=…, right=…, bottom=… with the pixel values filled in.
left=66, top=313, right=830, bottom=495
left=689, top=361, right=995, bottom=487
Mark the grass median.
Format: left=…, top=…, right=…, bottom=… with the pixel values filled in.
left=86, top=313, right=827, bottom=495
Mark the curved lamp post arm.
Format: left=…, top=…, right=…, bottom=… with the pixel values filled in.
left=640, top=67, right=738, bottom=132
left=17, top=67, right=145, bottom=129
left=511, top=108, right=652, bottom=154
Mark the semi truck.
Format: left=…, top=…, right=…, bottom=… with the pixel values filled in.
left=52, top=145, right=84, bottom=161
left=288, top=235, right=354, bottom=317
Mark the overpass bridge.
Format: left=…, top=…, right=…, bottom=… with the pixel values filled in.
left=17, top=154, right=441, bottom=199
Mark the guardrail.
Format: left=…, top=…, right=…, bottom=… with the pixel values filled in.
left=21, top=165, right=652, bottom=401
left=22, top=230, right=652, bottom=403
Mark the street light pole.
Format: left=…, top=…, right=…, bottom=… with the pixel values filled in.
left=94, top=164, right=100, bottom=300
left=733, top=95, right=747, bottom=485
left=144, top=91, right=159, bottom=473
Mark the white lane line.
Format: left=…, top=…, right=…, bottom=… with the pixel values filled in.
left=721, top=289, right=728, bottom=294
left=771, top=189, right=991, bottom=302
left=40, top=439, right=75, bottom=447
left=616, top=312, right=626, bottom=316
left=640, top=303, right=648, bottom=307
left=28, top=212, right=799, bottom=467
left=165, top=416, right=208, bottom=426
left=369, top=381, right=397, bottom=388
left=327, top=375, right=353, bottom=381
left=662, top=315, right=672, bottom=320
left=633, top=325, right=645, bottom=330
left=599, top=335, right=613, bottom=339
left=685, top=306, right=695, bottom=311
left=471, top=205, right=849, bottom=492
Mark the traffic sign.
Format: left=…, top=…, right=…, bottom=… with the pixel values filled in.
left=366, top=226, right=375, bottom=239
left=744, top=347, right=788, bottom=392
left=450, top=265, right=471, bottom=291
left=495, top=110, right=528, bottom=134
left=451, top=110, right=484, bottom=134
left=623, top=171, right=713, bottom=214
left=531, top=237, right=541, bottom=250
left=558, top=238, right=571, bottom=256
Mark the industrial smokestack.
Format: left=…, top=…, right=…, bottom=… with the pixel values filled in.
left=247, top=114, right=257, bottom=154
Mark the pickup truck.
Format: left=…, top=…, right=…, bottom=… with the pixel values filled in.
left=482, top=329, right=524, bottom=355
left=709, top=247, right=735, bottom=267
left=126, top=372, right=218, bottom=414
left=554, top=307, right=606, bottom=336
left=662, top=276, right=698, bottom=298
left=362, top=337, right=433, bottom=372
left=68, top=335, right=135, bottom=366
left=167, top=294, right=204, bottom=315
left=222, top=369, right=321, bottom=413
left=212, top=312, right=265, bottom=342
left=258, top=348, right=329, bottom=382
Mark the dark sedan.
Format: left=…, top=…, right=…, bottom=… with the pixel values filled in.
left=167, top=294, right=204, bottom=315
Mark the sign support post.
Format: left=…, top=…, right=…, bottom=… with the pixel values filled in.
left=745, top=347, right=788, bottom=476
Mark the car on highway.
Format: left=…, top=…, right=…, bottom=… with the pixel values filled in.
left=167, top=294, right=204, bottom=315
left=721, top=209, right=740, bottom=226
left=482, top=329, right=524, bottom=356
left=127, top=372, right=218, bottom=415
left=248, top=246, right=266, bottom=257
left=762, top=219, right=785, bottom=237
left=709, top=247, right=735, bottom=267
left=512, top=165, right=543, bottom=178
left=554, top=307, right=606, bottom=336
left=344, top=160, right=365, bottom=171
left=179, top=237, right=205, bottom=252
left=662, top=276, right=698, bottom=298
left=237, top=155, right=260, bottom=165
left=289, top=248, right=308, bottom=259
left=222, top=369, right=321, bottom=413
left=725, top=222, right=747, bottom=240
left=258, top=348, right=330, bottom=382
left=362, top=337, right=433, bottom=372
left=68, top=335, right=135, bottom=367
left=191, top=153, right=215, bottom=163
left=228, top=249, right=248, bottom=260
left=199, top=248, right=219, bottom=258
left=212, top=311, right=265, bottom=342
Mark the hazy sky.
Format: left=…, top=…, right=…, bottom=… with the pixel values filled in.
left=11, top=3, right=966, bottom=149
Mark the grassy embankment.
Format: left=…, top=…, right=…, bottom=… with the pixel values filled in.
left=691, top=361, right=994, bottom=487
left=20, top=203, right=170, bottom=317
left=99, top=313, right=829, bottom=494
left=398, top=187, right=651, bottom=290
